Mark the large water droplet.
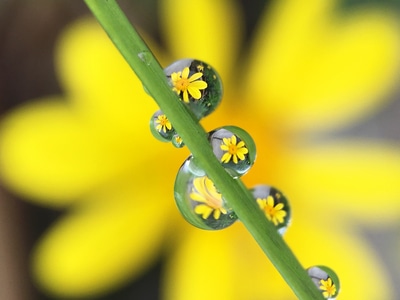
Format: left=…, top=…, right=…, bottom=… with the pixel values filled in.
left=208, top=126, right=256, bottom=178
left=307, top=265, right=340, bottom=299
left=250, top=185, right=291, bottom=235
left=174, top=156, right=238, bottom=230
left=164, top=59, right=223, bottom=119
left=149, top=110, right=176, bottom=142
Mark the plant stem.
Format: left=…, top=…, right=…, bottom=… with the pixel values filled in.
left=84, top=0, right=325, bottom=299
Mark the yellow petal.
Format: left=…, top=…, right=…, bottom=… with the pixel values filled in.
left=162, top=228, right=237, bottom=300
left=220, top=152, right=231, bottom=163
left=56, top=17, right=160, bottom=125
left=276, top=141, right=400, bottom=223
left=0, top=17, right=180, bottom=205
left=286, top=219, right=395, bottom=300
left=194, top=204, right=213, bottom=219
left=189, top=80, right=207, bottom=89
left=245, top=0, right=400, bottom=133
left=163, top=219, right=393, bottom=299
left=159, top=0, right=243, bottom=80
left=33, top=175, right=176, bottom=298
left=0, top=94, right=177, bottom=206
left=187, top=86, right=202, bottom=99
left=188, top=72, right=204, bottom=82
left=0, top=100, right=107, bottom=204
left=181, top=67, right=190, bottom=79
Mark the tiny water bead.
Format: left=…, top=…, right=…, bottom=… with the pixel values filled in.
left=172, top=134, right=185, bottom=148
left=150, top=110, right=176, bottom=142
left=208, top=126, right=256, bottom=177
left=164, top=59, right=223, bottom=119
left=307, top=265, right=340, bottom=299
left=250, top=185, right=291, bottom=235
left=174, top=156, right=238, bottom=230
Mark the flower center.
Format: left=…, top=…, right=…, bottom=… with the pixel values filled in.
left=228, top=144, right=238, bottom=154
left=325, top=285, right=335, bottom=296
left=174, top=78, right=190, bottom=91
left=159, top=116, right=168, bottom=126
left=264, top=205, right=277, bottom=218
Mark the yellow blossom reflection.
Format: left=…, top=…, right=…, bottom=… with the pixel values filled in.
left=190, top=176, right=227, bottom=220
left=171, top=67, right=208, bottom=102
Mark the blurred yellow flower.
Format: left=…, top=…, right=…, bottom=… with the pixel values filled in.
left=1, top=0, right=400, bottom=299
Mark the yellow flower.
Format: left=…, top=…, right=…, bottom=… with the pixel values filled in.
left=220, top=135, right=249, bottom=164
left=155, top=114, right=172, bottom=133
left=0, top=0, right=400, bottom=299
left=257, top=196, right=287, bottom=226
left=174, top=135, right=183, bottom=145
left=190, top=176, right=227, bottom=220
left=171, top=66, right=208, bottom=102
left=319, top=278, right=337, bottom=298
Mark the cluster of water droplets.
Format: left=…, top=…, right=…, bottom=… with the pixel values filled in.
left=150, top=59, right=223, bottom=148
left=149, top=58, right=339, bottom=298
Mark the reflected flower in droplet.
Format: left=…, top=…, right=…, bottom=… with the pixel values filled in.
left=191, top=176, right=227, bottom=220
left=170, top=66, right=207, bottom=102
left=208, top=126, right=256, bottom=178
left=150, top=109, right=176, bottom=142
left=220, top=135, right=248, bottom=164
left=174, top=156, right=238, bottom=230
left=307, top=265, right=340, bottom=299
left=250, top=185, right=291, bottom=235
left=164, top=59, right=223, bottom=119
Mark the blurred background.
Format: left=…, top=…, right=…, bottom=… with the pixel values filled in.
left=1, top=0, right=400, bottom=299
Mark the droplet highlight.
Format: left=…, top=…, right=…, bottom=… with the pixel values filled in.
left=138, top=50, right=152, bottom=66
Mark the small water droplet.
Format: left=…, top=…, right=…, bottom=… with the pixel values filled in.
left=208, top=126, right=256, bottom=178
left=172, top=134, right=185, bottom=148
left=307, top=265, right=340, bottom=299
left=174, top=156, right=238, bottom=230
left=164, top=59, right=223, bottom=119
left=138, top=50, right=152, bottom=66
left=149, top=110, right=176, bottom=142
left=250, top=185, right=291, bottom=235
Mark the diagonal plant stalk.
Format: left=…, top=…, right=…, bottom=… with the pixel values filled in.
left=84, top=0, right=325, bottom=299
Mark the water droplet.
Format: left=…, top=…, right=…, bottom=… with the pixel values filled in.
left=149, top=110, right=176, bottom=142
left=172, top=134, right=185, bottom=148
left=174, top=156, right=238, bottom=230
left=208, top=126, right=256, bottom=178
left=250, top=185, right=291, bottom=235
left=138, top=50, right=152, bottom=66
left=164, top=59, right=223, bottom=119
left=307, top=265, right=340, bottom=299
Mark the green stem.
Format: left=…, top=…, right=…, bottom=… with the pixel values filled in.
left=84, top=1, right=324, bottom=299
